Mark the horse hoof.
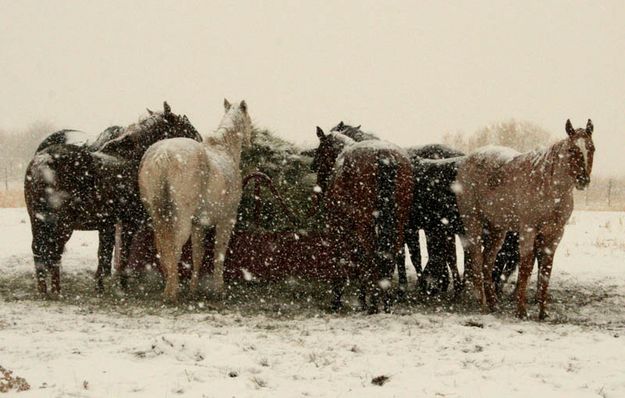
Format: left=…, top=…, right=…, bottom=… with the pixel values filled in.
left=538, top=311, right=549, bottom=321
left=516, top=309, right=529, bottom=320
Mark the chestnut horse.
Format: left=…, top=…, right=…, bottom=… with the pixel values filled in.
left=456, top=119, right=595, bottom=319
left=139, top=99, right=252, bottom=302
left=312, top=127, right=412, bottom=313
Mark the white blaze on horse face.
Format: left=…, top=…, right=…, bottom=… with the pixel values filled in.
left=575, top=138, right=589, bottom=170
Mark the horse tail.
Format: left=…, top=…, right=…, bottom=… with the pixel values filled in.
left=155, top=178, right=176, bottom=224
left=375, top=155, right=398, bottom=282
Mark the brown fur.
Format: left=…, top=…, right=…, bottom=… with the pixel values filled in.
left=314, top=129, right=412, bottom=313
left=456, top=119, right=595, bottom=319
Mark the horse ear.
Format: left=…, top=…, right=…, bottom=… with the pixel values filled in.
left=146, top=108, right=154, bottom=115
left=224, top=98, right=232, bottom=111
left=586, top=119, right=593, bottom=135
left=565, top=119, right=575, bottom=137
left=163, top=101, right=171, bottom=114
left=240, top=100, right=247, bottom=113
left=355, top=125, right=361, bottom=130
left=337, top=121, right=344, bottom=130
left=316, top=126, right=325, bottom=139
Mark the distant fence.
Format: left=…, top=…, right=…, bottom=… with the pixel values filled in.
left=574, top=178, right=625, bottom=211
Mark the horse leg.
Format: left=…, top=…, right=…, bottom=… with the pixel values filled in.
left=535, top=229, right=564, bottom=320
left=459, top=218, right=487, bottom=310
left=31, top=221, right=52, bottom=295
left=425, top=231, right=451, bottom=296
left=515, top=228, right=537, bottom=319
left=49, top=226, right=73, bottom=296
left=189, top=223, right=206, bottom=295
left=396, top=245, right=408, bottom=301
left=443, top=232, right=462, bottom=299
left=153, top=219, right=190, bottom=303
left=481, top=229, right=507, bottom=312
left=405, top=227, right=424, bottom=293
left=118, top=223, right=139, bottom=290
left=95, top=224, right=115, bottom=292
left=211, top=220, right=235, bottom=296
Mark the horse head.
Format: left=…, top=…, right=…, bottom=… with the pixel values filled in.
left=222, top=98, right=253, bottom=148
left=311, top=127, right=353, bottom=193
left=564, top=119, right=595, bottom=190
left=99, top=101, right=201, bottom=161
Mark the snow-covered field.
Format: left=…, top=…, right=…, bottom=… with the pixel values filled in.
left=1, top=208, right=624, bottom=397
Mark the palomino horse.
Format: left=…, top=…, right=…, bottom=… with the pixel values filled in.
left=312, top=127, right=412, bottom=313
left=456, top=119, right=594, bottom=319
left=139, top=99, right=252, bottom=302
left=24, top=102, right=200, bottom=294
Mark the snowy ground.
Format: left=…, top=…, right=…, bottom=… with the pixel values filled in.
left=1, top=208, right=624, bottom=397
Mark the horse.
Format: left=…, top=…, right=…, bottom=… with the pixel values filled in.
left=455, top=119, right=595, bottom=319
left=312, top=127, right=412, bottom=313
left=138, top=99, right=252, bottom=302
left=24, top=102, right=201, bottom=294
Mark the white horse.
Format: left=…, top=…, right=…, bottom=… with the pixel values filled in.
left=138, top=99, right=252, bottom=301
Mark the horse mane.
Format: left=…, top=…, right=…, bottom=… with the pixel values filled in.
left=204, top=107, right=247, bottom=148
left=328, top=131, right=356, bottom=146
left=330, top=122, right=379, bottom=142
left=88, top=126, right=124, bottom=151
left=523, top=139, right=568, bottom=188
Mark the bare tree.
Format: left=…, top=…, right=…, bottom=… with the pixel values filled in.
left=466, top=119, right=552, bottom=152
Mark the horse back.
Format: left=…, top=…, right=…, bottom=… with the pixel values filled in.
left=328, top=145, right=412, bottom=228
left=457, top=146, right=573, bottom=229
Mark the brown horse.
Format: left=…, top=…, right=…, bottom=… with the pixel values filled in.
left=312, top=127, right=412, bottom=313
left=456, top=119, right=595, bottom=319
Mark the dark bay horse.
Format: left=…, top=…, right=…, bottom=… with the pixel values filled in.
left=312, top=127, right=412, bottom=313
left=456, top=119, right=594, bottom=319
left=24, top=102, right=201, bottom=294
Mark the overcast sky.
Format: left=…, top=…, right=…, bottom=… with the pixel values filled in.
left=1, top=1, right=623, bottom=176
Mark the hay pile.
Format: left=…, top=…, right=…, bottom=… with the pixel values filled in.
left=237, top=127, right=322, bottom=232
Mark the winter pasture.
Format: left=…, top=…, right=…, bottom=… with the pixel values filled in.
left=1, top=208, right=624, bottom=397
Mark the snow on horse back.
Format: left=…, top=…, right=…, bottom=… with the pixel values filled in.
left=139, top=99, right=252, bottom=302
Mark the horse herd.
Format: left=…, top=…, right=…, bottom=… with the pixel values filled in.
left=23, top=99, right=595, bottom=320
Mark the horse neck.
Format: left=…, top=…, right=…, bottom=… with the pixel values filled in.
left=531, top=139, right=575, bottom=199
left=204, top=121, right=245, bottom=167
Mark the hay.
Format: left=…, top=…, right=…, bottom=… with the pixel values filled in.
left=238, top=127, right=323, bottom=232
